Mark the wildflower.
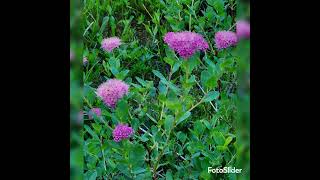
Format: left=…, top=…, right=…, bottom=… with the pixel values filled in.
left=70, top=50, right=74, bottom=61
left=112, top=124, right=134, bottom=142
left=214, top=31, right=238, bottom=50
left=96, top=79, right=129, bottom=108
left=83, top=57, right=88, bottom=66
left=236, top=20, right=250, bottom=39
left=101, top=37, right=121, bottom=52
left=77, top=111, right=83, bottom=125
left=163, top=31, right=209, bottom=59
left=88, top=108, right=102, bottom=119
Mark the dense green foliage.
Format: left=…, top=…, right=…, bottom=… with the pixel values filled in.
left=82, top=0, right=249, bottom=179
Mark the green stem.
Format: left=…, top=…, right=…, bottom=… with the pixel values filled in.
left=159, top=67, right=172, bottom=122
left=100, top=136, right=107, bottom=172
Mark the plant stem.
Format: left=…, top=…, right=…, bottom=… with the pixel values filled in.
left=159, top=67, right=172, bottom=122
left=187, top=97, right=204, bottom=112
left=189, top=0, right=194, bottom=31
left=100, top=136, right=107, bottom=172
left=195, top=80, right=217, bottom=112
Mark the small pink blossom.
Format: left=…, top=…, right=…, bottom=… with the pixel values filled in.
left=70, top=50, right=74, bottom=61
left=163, top=31, right=209, bottom=59
left=236, top=20, right=250, bottom=39
left=96, top=79, right=129, bottom=108
left=214, top=31, right=238, bottom=50
left=112, top=124, right=134, bottom=142
left=101, top=37, right=121, bottom=52
left=83, top=57, right=88, bottom=66
left=88, top=108, right=102, bottom=119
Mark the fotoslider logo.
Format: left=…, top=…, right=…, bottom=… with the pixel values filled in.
left=208, top=167, right=242, bottom=174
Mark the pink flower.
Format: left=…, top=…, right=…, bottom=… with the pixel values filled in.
left=112, top=124, right=134, bottom=142
left=88, top=108, right=102, bottom=119
left=214, top=31, right=238, bottom=50
left=96, top=79, right=129, bottom=108
left=101, top=37, right=121, bottom=52
left=236, top=20, right=250, bottom=39
left=83, top=57, right=88, bottom=66
left=70, top=50, right=74, bottom=61
left=163, top=31, right=209, bottom=59
left=77, top=111, right=83, bottom=125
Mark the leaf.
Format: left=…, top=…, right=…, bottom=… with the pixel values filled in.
left=208, top=0, right=225, bottom=16
left=176, top=131, right=187, bottom=143
left=110, top=16, right=116, bottom=36
left=164, top=57, right=174, bottom=66
left=172, top=60, right=182, bottom=74
left=176, top=111, right=191, bottom=125
left=99, top=16, right=109, bottom=34
left=115, top=99, right=129, bottom=121
left=204, top=91, right=219, bottom=102
left=224, top=136, right=233, bottom=147
left=153, top=70, right=180, bottom=94
left=152, top=70, right=168, bottom=83
left=182, top=53, right=200, bottom=73
left=85, top=170, right=97, bottom=180
left=136, top=77, right=147, bottom=87
left=164, top=115, right=174, bottom=133
left=166, top=170, right=173, bottom=180
left=203, top=120, right=211, bottom=129
left=133, top=167, right=147, bottom=175
left=146, top=113, right=158, bottom=124
left=201, top=70, right=218, bottom=90
left=115, top=69, right=129, bottom=80
left=192, top=152, right=201, bottom=158
left=212, top=131, right=225, bottom=146
left=129, top=144, right=146, bottom=166
left=194, top=120, right=205, bottom=136
left=84, top=125, right=99, bottom=140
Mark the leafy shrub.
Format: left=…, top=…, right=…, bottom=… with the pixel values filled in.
left=82, top=0, right=249, bottom=179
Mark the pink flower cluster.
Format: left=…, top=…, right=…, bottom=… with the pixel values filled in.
left=236, top=20, right=250, bottom=39
left=164, top=31, right=209, bottom=59
left=101, top=37, right=121, bottom=52
left=96, top=79, right=129, bottom=108
left=112, top=124, right=134, bottom=142
left=88, top=108, right=102, bottom=119
left=214, top=31, right=238, bottom=50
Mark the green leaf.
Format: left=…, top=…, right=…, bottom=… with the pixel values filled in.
left=182, top=53, right=200, bottom=73
left=129, top=144, right=146, bottom=166
left=152, top=70, right=168, bottom=83
left=204, top=91, right=219, bottom=102
left=176, top=111, right=191, bottom=125
left=164, top=115, right=174, bottom=133
left=166, top=170, right=173, bottom=180
left=99, top=16, right=109, bottom=34
left=110, top=16, right=116, bottom=36
left=194, top=120, right=205, bottom=136
left=224, top=136, right=233, bottom=147
left=176, top=131, right=187, bottom=143
left=208, top=0, right=225, bottom=16
left=84, top=125, right=99, bottom=140
left=203, top=120, right=211, bottom=129
left=201, top=70, right=218, bottom=90
left=212, top=131, right=225, bottom=146
left=115, top=99, right=129, bottom=121
left=85, top=170, right=97, bottom=180
left=115, top=69, right=129, bottom=80
left=146, top=113, right=158, bottom=124
left=136, top=77, right=147, bottom=87
left=172, top=60, right=182, bottom=74
left=153, top=70, right=180, bottom=94
left=164, top=57, right=174, bottom=66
